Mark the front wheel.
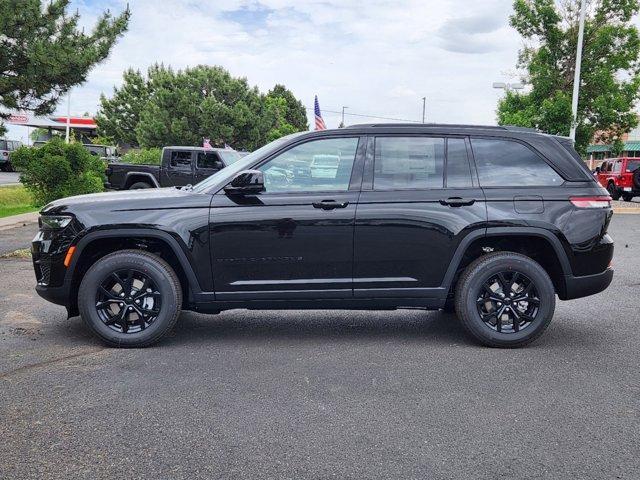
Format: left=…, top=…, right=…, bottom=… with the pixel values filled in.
left=454, top=252, right=555, bottom=348
left=78, top=250, right=182, bottom=347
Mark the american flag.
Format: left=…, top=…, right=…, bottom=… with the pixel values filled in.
left=314, top=95, right=326, bottom=130
left=203, top=138, right=213, bottom=151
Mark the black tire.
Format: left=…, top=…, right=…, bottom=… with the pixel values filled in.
left=607, top=182, right=620, bottom=200
left=441, top=298, right=456, bottom=313
left=129, top=181, right=152, bottom=189
left=78, top=250, right=182, bottom=347
left=454, top=252, right=555, bottom=348
left=622, top=193, right=634, bottom=202
left=2, top=161, right=14, bottom=172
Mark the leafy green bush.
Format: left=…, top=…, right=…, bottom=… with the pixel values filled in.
left=11, top=138, right=105, bottom=206
left=120, top=148, right=162, bottom=165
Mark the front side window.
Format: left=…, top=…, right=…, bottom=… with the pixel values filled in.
left=197, top=152, right=223, bottom=170
left=374, top=136, right=445, bottom=190
left=471, top=138, right=563, bottom=187
left=170, top=151, right=192, bottom=170
left=258, top=137, right=359, bottom=193
left=613, top=161, right=622, bottom=173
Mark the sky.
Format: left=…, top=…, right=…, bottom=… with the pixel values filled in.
left=6, top=0, right=634, bottom=143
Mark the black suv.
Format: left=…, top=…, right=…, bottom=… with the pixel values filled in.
left=31, top=124, right=614, bottom=348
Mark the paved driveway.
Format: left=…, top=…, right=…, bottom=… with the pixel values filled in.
left=1, top=216, right=639, bottom=479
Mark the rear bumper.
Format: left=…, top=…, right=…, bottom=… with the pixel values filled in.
left=562, top=267, right=614, bottom=300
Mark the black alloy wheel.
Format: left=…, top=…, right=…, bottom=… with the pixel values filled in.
left=476, top=271, right=539, bottom=334
left=78, top=250, right=182, bottom=347
left=454, top=251, right=555, bottom=348
left=95, top=269, right=162, bottom=334
left=607, top=182, right=620, bottom=200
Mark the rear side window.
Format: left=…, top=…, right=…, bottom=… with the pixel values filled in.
left=170, top=151, right=192, bottom=170
left=471, top=138, right=563, bottom=187
left=374, top=137, right=445, bottom=190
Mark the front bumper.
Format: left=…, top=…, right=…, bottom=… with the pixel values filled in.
left=563, top=267, right=614, bottom=300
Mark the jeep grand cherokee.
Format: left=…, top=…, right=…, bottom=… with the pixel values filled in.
left=31, top=124, right=614, bottom=348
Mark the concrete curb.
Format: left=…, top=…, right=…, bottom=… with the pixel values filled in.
left=0, top=212, right=39, bottom=231
left=613, top=208, right=640, bottom=214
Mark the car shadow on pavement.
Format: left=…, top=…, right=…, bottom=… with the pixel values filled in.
left=158, top=309, right=476, bottom=347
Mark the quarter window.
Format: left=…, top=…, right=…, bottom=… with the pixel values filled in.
left=170, top=151, right=192, bottom=170
left=373, top=137, right=445, bottom=190
left=471, top=138, right=563, bottom=187
left=258, top=137, right=359, bottom=193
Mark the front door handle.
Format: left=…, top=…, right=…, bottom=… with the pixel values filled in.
left=439, top=197, right=475, bottom=207
left=312, top=200, right=349, bottom=210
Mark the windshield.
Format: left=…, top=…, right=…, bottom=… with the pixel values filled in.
left=219, top=150, right=242, bottom=165
left=192, top=132, right=305, bottom=193
left=626, top=160, right=640, bottom=172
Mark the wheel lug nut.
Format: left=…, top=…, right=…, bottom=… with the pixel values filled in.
left=119, top=302, right=123, bottom=306
left=128, top=306, right=133, bottom=311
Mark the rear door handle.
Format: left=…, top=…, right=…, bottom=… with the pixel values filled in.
left=312, top=200, right=349, bottom=210
left=439, top=197, right=475, bottom=207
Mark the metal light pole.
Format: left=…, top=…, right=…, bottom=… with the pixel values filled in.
left=569, top=0, right=587, bottom=141
left=340, top=106, right=348, bottom=127
left=65, top=92, right=71, bottom=143
left=421, top=97, right=426, bottom=123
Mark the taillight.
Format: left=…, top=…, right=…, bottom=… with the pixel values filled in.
left=570, top=196, right=612, bottom=208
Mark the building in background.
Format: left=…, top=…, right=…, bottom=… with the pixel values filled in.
left=586, top=117, right=640, bottom=169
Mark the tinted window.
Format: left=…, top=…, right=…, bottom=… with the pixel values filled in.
left=197, top=152, right=223, bottom=170
left=626, top=160, right=640, bottom=172
left=259, top=137, right=358, bottom=193
left=472, top=138, right=563, bottom=186
left=0, top=140, right=7, bottom=150
left=446, top=138, right=472, bottom=188
left=374, top=137, right=444, bottom=190
left=170, top=151, right=192, bottom=170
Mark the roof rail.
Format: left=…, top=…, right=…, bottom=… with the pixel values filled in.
left=345, top=123, right=540, bottom=133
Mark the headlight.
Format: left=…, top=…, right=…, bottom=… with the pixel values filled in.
left=39, top=215, right=73, bottom=229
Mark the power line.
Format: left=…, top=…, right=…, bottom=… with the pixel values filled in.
left=305, top=107, right=420, bottom=123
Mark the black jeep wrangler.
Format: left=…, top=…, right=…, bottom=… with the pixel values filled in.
left=31, top=124, right=614, bottom=348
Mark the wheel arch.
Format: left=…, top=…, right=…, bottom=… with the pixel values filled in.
left=66, top=229, right=202, bottom=316
left=124, top=172, right=159, bottom=189
left=442, top=227, right=571, bottom=298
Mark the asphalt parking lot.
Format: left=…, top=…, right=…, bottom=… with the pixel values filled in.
left=1, top=216, right=639, bottom=479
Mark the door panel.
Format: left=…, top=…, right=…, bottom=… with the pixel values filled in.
left=210, top=192, right=358, bottom=299
left=354, top=188, right=486, bottom=296
left=209, top=136, right=365, bottom=300
left=164, top=150, right=194, bottom=186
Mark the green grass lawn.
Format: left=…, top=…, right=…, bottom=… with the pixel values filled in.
left=0, top=185, right=38, bottom=218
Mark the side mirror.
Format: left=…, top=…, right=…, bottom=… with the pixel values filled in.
left=224, top=170, right=265, bottom=194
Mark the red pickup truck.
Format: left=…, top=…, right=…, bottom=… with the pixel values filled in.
left=596, top=157, right=640, bottom=201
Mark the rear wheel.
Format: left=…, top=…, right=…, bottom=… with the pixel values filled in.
left=622, top=193, right=634, bottom=202
left=454, top=252, right=555, bottom=348
left=129, top=181, right=152, bottom=189
left=607, top=182, right=620, bottom=200
left=78, top=250, right=182, bottom=347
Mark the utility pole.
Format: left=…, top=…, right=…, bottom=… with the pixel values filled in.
left=65, top=92, right=71, bottom=143
left=340, top=106, right=348, bottom=128
left=421, top=97, right=426, bottom=123
left=569, top=0, right=587, bottom=141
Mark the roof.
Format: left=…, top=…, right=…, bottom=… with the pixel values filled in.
left=164, top=146, right=234, bottom=152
